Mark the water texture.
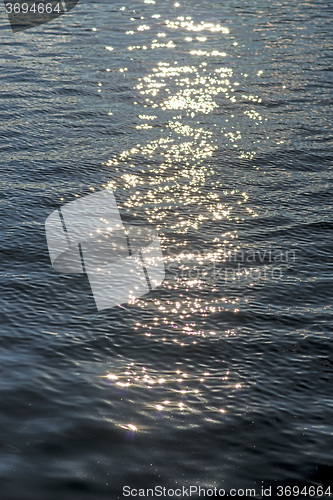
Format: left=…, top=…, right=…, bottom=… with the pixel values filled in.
left=0, top=0, right=332, bottom=498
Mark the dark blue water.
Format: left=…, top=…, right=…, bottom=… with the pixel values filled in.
left=0, top=0, right=333, bottom=498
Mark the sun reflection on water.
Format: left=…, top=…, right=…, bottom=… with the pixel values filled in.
left=96, top=2, right=269, bottom=430
left=102, top=359, right=246, bottom=431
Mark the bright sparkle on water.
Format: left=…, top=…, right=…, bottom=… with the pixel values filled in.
left=96, top=2, right=269, bottom=431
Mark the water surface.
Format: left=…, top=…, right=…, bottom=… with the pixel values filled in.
left=0, top=0, right=332, bottom=498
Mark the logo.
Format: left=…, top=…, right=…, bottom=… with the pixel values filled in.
left=4, top=0, right=80, bottom=32
left=45, top=189, right=165, bottom=311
